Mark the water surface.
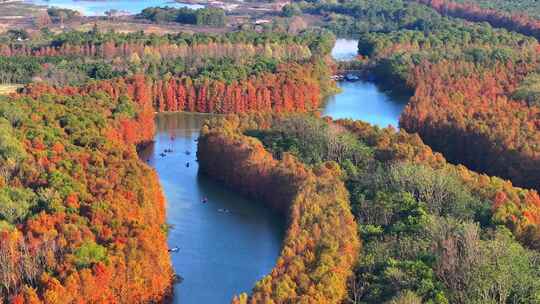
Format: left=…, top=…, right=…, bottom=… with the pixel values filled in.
left=139, top=113, right=284, bottom=304
left=326, top=39, right=407, bottom=127
left=139, top=38, right=407, bottom=304
left=331, top=38, right=360, bottom=61
left=323, top=81, right=406, bottom=127
left=24, top=0, right=203, bottom=16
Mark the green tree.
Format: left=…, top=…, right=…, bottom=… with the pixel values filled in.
left=73, top=241, right=108, bottom=268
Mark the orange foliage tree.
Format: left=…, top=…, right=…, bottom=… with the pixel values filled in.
left=0, top=91, right=172, bottom=303
left=21, top=63, right=323, bottom=115
left=197, top=114, right=360, bottom=303
left=400, top=60, right=540, bottom=190
left=413, top=0, right=540, bottom=40
left=338, top=118, right=540, bottom=250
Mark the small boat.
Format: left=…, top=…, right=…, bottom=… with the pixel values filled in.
left=345, top=73, right=360, bottom=82
left=185, top=150, right=191, bottom=155
left=186, top=162, right=190, bottom=167
left=173, top=274, right=183, bottom=284
left=160, top=153, right=166, bottom=157
left=218, top=208, right=230, bottom=213
left=168, top=246, right=180, bottom=253
left=202, top=197, right=208, bottom=203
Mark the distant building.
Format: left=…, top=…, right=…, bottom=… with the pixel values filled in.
left=207, top=1, right=238, bottom=11
left=254, top=19, right=271, bottom=25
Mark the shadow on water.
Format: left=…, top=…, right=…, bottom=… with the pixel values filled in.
left=141, top=112, right=284, bottom=304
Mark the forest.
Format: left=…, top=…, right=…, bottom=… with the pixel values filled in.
left=453, top=0, right=540, bottom=18
left=138, top=7, right=226, bottom=26
left=2, top=0, right=540, bottom=302
left=0, top=29, right=334, bottom=85
left=412, top=0, right=540, bottom=40
left=289, top=0, right=441, bottom=37
left=21, top=66, right=323, bottom=114
left=0, top=85, right=172, bottom=302
left=0, top=28, right=339, bottom=303
left=291, top=0, right=540, bottom=40
left=235, top=114, right=540, bottom=303
left=342, top=0, right=540, bottom=191
left=0, top=29, right=336, bottom=113
left=197, top=114, right=360, bottom=304
left=213, top=1, right=540, bottom=302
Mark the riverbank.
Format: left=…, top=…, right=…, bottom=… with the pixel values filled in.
left=322, top=80, right=407, bottom=127
left=139, top=113, right=284, bottom=303
left=197, top=114, right=360, bottom=303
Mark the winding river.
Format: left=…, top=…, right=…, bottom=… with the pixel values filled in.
left=140, top=39, right=406, bottom=303
left=139, top=114, right=284, bottom=303
left=325, top=38, right=407, bottom=128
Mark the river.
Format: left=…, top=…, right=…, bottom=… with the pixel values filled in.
left=325, top=38, right=407, bottom=128
left=322, top=81, right=406, bottom=127
left=139, top=113, right=284, bottom=303
left=140, top=39, right=405, bottom=303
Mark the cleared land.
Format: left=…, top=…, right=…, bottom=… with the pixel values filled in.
left=0, top=84, right=21, bottom=95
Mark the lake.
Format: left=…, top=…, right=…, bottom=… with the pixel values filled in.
left=23, top=0, right=203, bottom=16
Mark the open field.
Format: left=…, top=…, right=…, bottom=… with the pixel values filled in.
left=73, top=18, right=234, bottom=34
left=0, top=0, right=44, bottom=17
left=0, top=84, right=21, bottom=95
left=0, top=1, right=45, bottom=32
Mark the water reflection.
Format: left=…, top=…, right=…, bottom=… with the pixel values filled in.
left=140, top=113, right=284, bottom=304
left=322, top=81, right=407, bottom=128
left=328, top=39, right=407, bottom=127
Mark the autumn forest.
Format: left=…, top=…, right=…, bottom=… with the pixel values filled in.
left=2, top=0, right=540, bottom=303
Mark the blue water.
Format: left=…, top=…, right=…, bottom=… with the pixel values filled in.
left=24, top=0, right=203, bottom=16
left=323, top=81, right=406, bottom=128
left=326, top=39, right=406, bottom=127
left=139, top=113, right=284, bottom=304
